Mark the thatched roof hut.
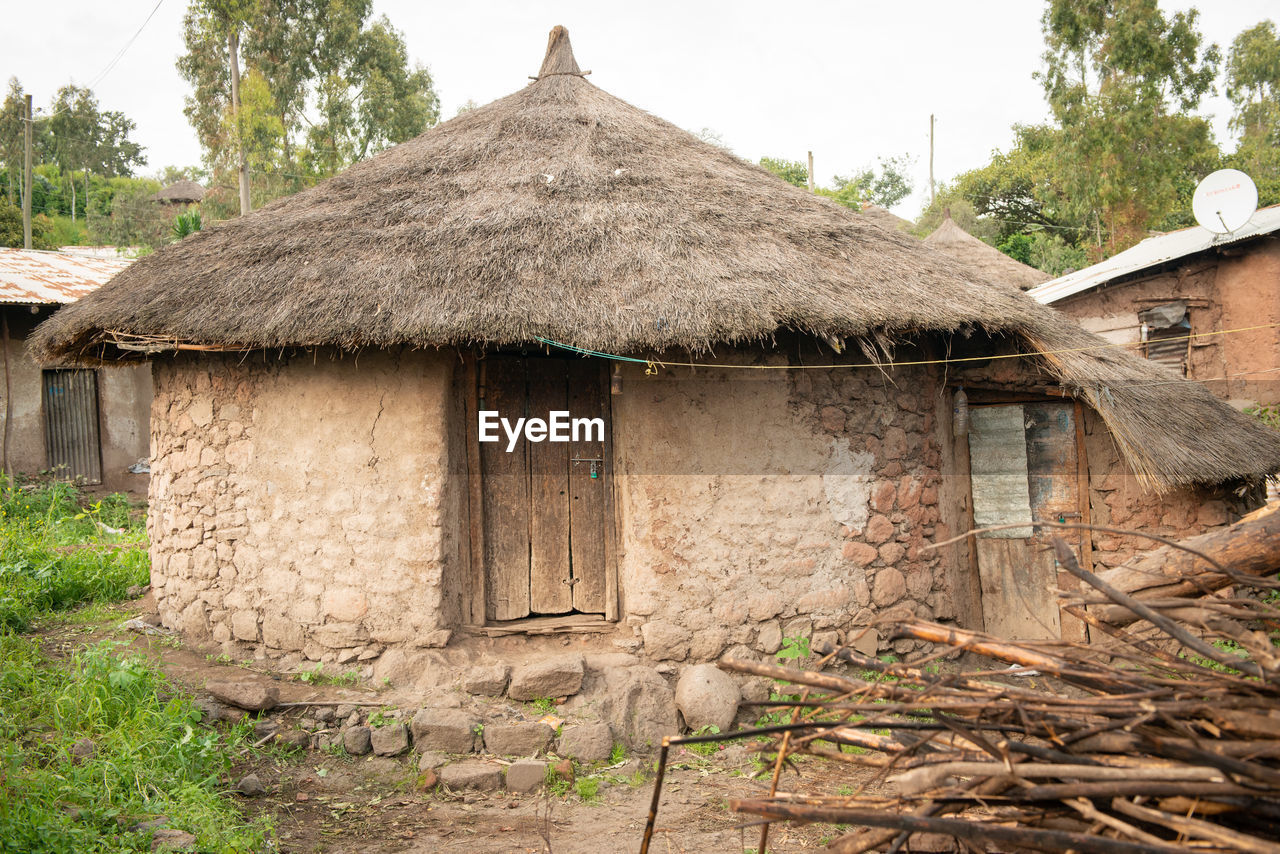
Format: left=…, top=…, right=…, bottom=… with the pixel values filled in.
left=859, top=203, right=914, bottom=234
left=151, top=180, right=205, bottom=204
left=924, top=212, right=1050, bottom=291
left=28, top=27, right=1280, bottom=674
left=32, top=28, right=1275, bottom=488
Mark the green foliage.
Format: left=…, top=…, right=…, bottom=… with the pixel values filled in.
left=86, top=179, right=168, bottom=250
left=0, top=635, right=271, bottom=851
left=0, top=204, right=56, bottom=249
left=777, top=635, right=811, bottom=662
left=545, top=763, right=571, bottom=797
left=759, top=157, right=808, bottom=188
left=574, top=777, right=600, bottom=802
left=528, top=696, right=556, bottom=714
left=997, top=232, right=1034, bottom=265
left=826, top=155, right=915, bottom=209
left=0, top=479, right=147, bottom=632
left=609, top=742, right=627, bottom=764
left=1246, top=403, right=1280, bottom=431
left=295, top=664, right=359, bottom=687
left=178, top=0, right=441, bottom=213
left=171, top=209, right=203, bottom=241
left=686, top=725, right=722, bottom=757
left=1225, top=20, right=1280, bottom=146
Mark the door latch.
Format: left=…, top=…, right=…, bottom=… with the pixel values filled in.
left=571, top=457, right=603, bottom=479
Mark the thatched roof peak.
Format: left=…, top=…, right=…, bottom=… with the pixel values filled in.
left=537, top=25, right=583, bottom=78
left=27, top=26, right=1280, bottom=487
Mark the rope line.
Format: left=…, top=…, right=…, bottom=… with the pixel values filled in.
left=534, top=321, right=1280, bottom=373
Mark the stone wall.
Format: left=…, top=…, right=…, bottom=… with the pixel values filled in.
left=610, top=357, right=949, bottom=661
left=149, top=349, right=456, bottom=663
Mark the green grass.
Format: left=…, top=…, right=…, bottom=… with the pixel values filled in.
left=0, top=479, right=148, bottom=632
left=0, top=635, right=271, bottom=852
left=295, top=663, right=360, bottom=687
left=0, top=478, right=275, bottom=850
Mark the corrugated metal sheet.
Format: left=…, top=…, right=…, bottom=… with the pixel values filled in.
left=0, top=248, right=133, bottom=305
left=968, top=404, right=1034, bottom=539
left=1030, top=204, right=1280, bottom=305
left=42, top=369, right=103, bottom=484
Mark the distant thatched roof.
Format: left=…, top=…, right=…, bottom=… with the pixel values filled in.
left=151, top=180, right=205, bottom=203
left=860, top=203, right=914, bottom=234
left=29, top=27, right=1280, bottom=487
left=925, top=214, right=1049, bottom=291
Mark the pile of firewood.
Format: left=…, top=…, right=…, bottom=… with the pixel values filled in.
left=653, top=506, right=1280, bottom=853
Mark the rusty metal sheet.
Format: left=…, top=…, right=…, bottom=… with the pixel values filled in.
left=0, top=248, right=132, bottom=305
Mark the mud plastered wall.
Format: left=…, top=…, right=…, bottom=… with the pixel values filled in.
left=149, top=349, right=455, bottom=663
left=611, top=359, right=946, bottom=661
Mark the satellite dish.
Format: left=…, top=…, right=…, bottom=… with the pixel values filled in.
left=1192, top=169, right=1258, bottom=234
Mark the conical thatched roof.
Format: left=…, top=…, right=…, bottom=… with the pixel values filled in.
left=925, top=213, right=1049, bottom=291
left=150, top=180, right=206, bottom=203
left=29, top=27, right=1280, bottom=487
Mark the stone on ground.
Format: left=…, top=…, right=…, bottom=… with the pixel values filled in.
left=417, top=750, right=448, bottom=771
left=602, top=665, right=680, bottom=751
left=556, top=722, right=613, bottom=762
left=343, top=725, right=372, bottom=755
left=410, top=708, right=477, bottom=753
left=371, top=723, right=410, bottom=756
left=70, top=737, right=96, bottom=761
left=674, top=664, right=740, bottom=732
left=206, top=678, right=280, bottom=711
left=463, top=664, right=510, bottom=696
left=508, top=654, right=585, bottom=701
left=482, top=722, right=553, bottom=756
left=439, top=760, right=504, bottom=791
left=274, top=729, right=310, bottom=750
left=150, top=828, right=197, bottom=851
left=506, top=760, right=548, bottom=794
left=235, top=773, right=266, bottom=797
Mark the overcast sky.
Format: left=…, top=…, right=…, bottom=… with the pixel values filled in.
left=8, top=1, right=1276, bottom=218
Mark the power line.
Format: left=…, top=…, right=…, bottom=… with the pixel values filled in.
left=40, top=0, right=166, bottom=119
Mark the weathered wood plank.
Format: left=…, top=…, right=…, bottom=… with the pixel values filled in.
left=527, top=358, right=572, bottom=615
left=464, top=353, right=487, bottom=625
left=481, top=355, right=530, bottom=621
left=975, top=538, right=1062, bottom=640
left=568, top=358, right=608, bottom=614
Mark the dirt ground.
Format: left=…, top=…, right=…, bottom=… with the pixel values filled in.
left=36, top=599, right=882, bottom=854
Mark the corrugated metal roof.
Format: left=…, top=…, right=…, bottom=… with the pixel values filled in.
left=1030, top=204, right=1280, bottom=305
left=0, top=248, right=133, bottom=305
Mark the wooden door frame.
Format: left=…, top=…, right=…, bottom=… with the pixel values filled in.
left=461, top=350, right=619, bottom=630
left=960, top=390, right=1092, bottom=642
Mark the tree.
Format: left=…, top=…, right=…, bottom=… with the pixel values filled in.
left=179, top=0, right=440, bottom=207
left=1225, top=20, right=1280, bottom=145
left=759, top=157, right=808, bottom=188
left=47, top=85, right=146, bottom=224
left=0, top=79, right=25, bottom=207
left=825, top=155, right=915, bottom=209
left=1035, top=0, right=1221, bottom=253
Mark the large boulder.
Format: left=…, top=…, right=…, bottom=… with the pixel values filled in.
left=508, top=654, right=585, bottom=701
left=410, top=708, right=478, bottom=753
left=371, top=723, right=411, bottom=756
left=674, top=664, right=740, bottom=732
left=439, top=760, right=503, bottom=791
left=463, top=664, right=510, bottom=696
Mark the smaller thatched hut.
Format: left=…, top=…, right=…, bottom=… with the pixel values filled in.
left=151, top=180, right=205, bottom=205
left=27, top=27, right=1280, bottom=676
left=925, top=212, right=1050, bottom=290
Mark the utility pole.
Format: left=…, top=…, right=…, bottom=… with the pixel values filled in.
left=22, top=94, right=32, bottom=249
left=928, top=114, right=936, bottom=209
left=229, top=27, right=251, bottom=215
left=807, top=150, right=814, bottom=192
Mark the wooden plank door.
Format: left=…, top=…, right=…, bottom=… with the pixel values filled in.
left=480, top=356, right=531, bottom=621
left=475, top=355, right=611, bottom=622
left=968, top=402, right=1086, bottom=640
